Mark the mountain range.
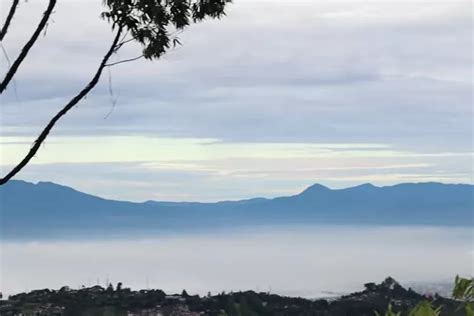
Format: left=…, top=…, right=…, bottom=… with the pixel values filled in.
left=0, top=180, right=472, bottom=239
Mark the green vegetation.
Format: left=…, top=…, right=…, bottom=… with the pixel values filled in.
left=453, top=276, right=474, bottom=316
left=375, top=304, right=400, bottom=316
left=377, top=276, right=473, bottom=316
left=408, top=301, right=442, bottom=316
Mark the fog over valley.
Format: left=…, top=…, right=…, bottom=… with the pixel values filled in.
left=1, top=226, right=472, bottom=298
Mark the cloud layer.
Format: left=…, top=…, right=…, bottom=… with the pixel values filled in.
left=0, top=0, right=472, bottom=200
left=1, top=226, right=472, bottom=297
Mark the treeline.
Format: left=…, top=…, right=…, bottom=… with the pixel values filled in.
left=0, top=277, right=471, bottom=316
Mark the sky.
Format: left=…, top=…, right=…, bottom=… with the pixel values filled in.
left=0, top=0, right=472, bottom=202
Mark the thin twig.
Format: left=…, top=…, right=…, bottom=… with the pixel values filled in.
left=113, top=32, right=133, bottom=52
left=119, top=38, right=135, bottom=45
left=105, top=55, right=144, bottom=67
left=114, top=38, right=135, bottom=53
left=104, top=66, right=118, bottom=119
left=118, top=30, right=130, bottom=45
left=0, top=27, right=123, bottom=185
left=0, top=43, right=12, bottom=67
left=0, top=43, right=18, bottom=100
left=0, top=0, right=20, bottom=42
left=0, top=0, right=56, bottom=94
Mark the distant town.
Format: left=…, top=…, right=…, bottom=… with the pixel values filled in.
left=0, top=277, right=465, bottom=315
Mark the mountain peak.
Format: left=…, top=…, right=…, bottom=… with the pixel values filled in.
left=300, top=183, right=331, bottom=195
left=349, top=183, right=377, bottom=190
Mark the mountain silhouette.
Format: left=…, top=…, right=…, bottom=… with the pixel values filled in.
left=0, top=180, right=472, bottom=239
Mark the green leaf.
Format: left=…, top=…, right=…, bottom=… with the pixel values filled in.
left=408, top=301, right=442, bottom=316
left=453, top=275, right=473, bottom=301
left=465, top=302, right=474, bottom=316
left=377, top=304, right=401, bottom=316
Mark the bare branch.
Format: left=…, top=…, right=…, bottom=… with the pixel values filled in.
left=0, top=0, right=20, bottom=42
left=114, top=37, right=135, bottom=52
left=104, top=66, right=119, bottom=119
left=0, top=27, right=123, bottom=185
left=0, top=44, right=12, bottom=66
left=0, top=0, right=56, bottom=94
left=119, top=38, right=134, bottom=46
left=105, top=55, right=144, bottom=67
left=0, top=43, right=18, bottom=100
left=118, top=30, right=130, bottom=45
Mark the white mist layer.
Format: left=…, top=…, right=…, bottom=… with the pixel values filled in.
left=1, top=226, right=472, bottom=298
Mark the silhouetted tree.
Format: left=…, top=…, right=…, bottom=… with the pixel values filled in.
left=106, top=283, right=114, bottom=293
left=0, top=0, right=231, bottom=185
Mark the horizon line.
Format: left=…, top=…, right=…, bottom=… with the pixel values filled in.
left=4, top=179, right=473, bottom=205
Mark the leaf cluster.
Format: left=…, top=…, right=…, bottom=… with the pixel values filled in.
left=408, top=301, right=442, bottom=316
left=453, top=276, right=474, bottom=316
left=101, top=0, right=231, bottom=59
left=376, top=301, right=442, bottom=316
left=453, top=276, right=474, bottom=301
left=375, top=304, right=401, bottom=316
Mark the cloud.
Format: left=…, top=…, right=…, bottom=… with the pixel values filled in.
left=2, top=135, right=471, bottom=201
left=0, top=0, right=471, bottom=199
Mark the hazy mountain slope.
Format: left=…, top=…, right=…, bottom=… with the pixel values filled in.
left=0, top=180, right=472, bottom=239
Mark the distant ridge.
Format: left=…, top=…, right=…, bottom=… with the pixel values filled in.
left=0, top=180, right=472, bottom=239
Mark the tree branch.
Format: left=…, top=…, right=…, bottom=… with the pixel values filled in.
left=0, top=0, right=20, bottom=42
left=113, top=37, right=134, bottom=52
left=0, top=0, right=56, bottom=94
left=0, top=27, right=123, bottom=185
left=105, top=55, right=144, bottom=67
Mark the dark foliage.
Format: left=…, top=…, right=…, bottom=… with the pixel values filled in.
left=101, top=0, right=231, bottom=59
left=0, top=278, right=464, bottom=316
